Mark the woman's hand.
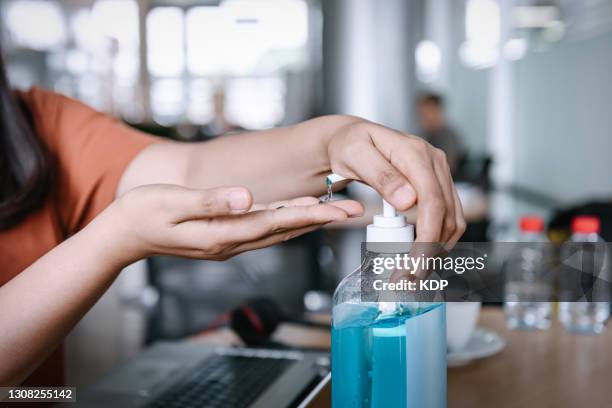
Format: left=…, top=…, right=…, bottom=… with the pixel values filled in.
left=120, top=114, right=464, bottom=249
left=103, top=184, right=363, bottom=265
left=0, top=184, right=362, bottom=386
left=327, top=119, right=465, bottom=248
left=3, top=183, right=362, bottom=386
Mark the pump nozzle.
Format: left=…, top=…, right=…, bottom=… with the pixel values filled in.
left=367, top=199, right=414, bottom=247
left=382, top=200, right=396, bottom=218
left=324, top=174, right=414, bottom=246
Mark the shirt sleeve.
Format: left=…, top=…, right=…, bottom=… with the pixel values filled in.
left=22, top=87, right=162, bottom=235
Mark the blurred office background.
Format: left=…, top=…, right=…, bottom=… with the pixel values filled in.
left=2, top=0, right=612, bottom=385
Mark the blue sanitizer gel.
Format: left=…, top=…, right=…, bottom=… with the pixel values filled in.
left=331, top=302, right=446, bottom=408
left=329, top=188, right=446, bottom=407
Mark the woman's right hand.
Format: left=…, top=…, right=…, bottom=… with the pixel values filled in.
left=99, top=184, right=363, bottom=266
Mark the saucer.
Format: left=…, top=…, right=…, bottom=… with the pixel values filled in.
left=447, top=328, right=505, bottom=367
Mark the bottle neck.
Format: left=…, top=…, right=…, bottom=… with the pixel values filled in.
left=571, top=232, right=600, bottom=242
left=519, top=231, right=545, bottom=242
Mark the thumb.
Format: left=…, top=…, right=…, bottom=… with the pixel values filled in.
left=171, top=186, right=253, bottom=222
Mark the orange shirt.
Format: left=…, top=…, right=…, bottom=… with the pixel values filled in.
left=0, top=87, right=159, bottom=386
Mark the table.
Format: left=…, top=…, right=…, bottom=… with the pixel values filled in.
left=194, top=307, right=612, bottom=407
left=448, top=307, right=612, bottom=408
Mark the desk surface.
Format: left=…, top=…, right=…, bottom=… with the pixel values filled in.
left=449, top=307, right=612, bottom=408
left=195, top=307, right=612, bottom=408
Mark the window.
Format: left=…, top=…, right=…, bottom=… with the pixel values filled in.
left=460, top=0, right=501, bottom=69
left=185, top=0, right=308, bottom=76
left=147, top=7, right=185, bottom=77
left=5, top=1, right=67, bottom=50
left=2, top=0, right=313, bottom=128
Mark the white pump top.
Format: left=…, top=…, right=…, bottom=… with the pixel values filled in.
left=324, top=173, right=415, bottom=248
left=367, top=199, right=415, bottom=244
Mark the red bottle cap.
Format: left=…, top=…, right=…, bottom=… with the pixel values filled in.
left=571, top=216, right=600, bottom=234
left=519, top=216, right=544, bottom=233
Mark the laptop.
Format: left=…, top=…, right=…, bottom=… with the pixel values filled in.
left=75, top=342, right=330, bottom=408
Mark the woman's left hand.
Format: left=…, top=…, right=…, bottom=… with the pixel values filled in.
left=327, top=119, right=465, bottom=248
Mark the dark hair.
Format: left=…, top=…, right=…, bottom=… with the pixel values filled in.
left=0, top=56, right=52, bottom=230
left=419, top=92, right=444, bottom=107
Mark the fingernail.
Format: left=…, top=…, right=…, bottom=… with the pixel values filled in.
left=228, top=190, right=250, bottom=211
left=391, top=186, right=414, bottom=207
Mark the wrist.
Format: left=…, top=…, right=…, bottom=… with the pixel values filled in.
left=312, top=114, right=365, bottom=176
left=324, top=116, right=371, bottom=178
left=81, top=203, right=144, bottom=270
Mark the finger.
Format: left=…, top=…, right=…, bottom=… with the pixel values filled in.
left=345, top=145, right=417, bottom=210
left=390, top=267, right=416, bottom=285
left=230, top=224, right=324, bottom=255
left=431, top=149, right=457, bottom=245
left=397, top=150, right=445, bottom=244
left=176, top=225, right=325, bottom=260
left=371, top=129, right=447, bottom=243
left=224, top=204, right=350, bottom=241
left=406, top=148, right=449, bottom=274
left=174, top=203, right=350, bottom=248
left=251, top=198, right=364, bottom=218
left=447, top=184, right=466, bottom=249
left=251, top=196, right=320, bottom=211
left=325, top=199, right=364, bottom=218
left=408, top=241, right=444, bottom=279
left=168, top=186, right=253, bottom=223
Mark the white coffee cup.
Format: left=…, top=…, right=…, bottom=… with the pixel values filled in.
left=446, top=302, right=481, bottom=352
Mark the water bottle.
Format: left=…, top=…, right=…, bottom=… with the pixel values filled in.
left=559, top=216, right=610, bottom=334
left=504, top=216, right=552, bottom=330
left=331, top=200, right=446, bottom=408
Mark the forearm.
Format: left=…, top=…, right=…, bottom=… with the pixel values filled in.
left=185, top=115, right=360, bottom=202
left=116, top=114, right=464, bottom=245
left=118, top=115, right=360, bottom=202
left=0, top=212, right=128, bottom=386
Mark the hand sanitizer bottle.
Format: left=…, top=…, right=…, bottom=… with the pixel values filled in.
left=331, top=194, right=447, bottom=408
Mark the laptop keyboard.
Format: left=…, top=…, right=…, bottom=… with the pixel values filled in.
left=148, top=353, right=294, bottom=408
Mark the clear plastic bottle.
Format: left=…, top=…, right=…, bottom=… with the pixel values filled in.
left=504, top=216, right=552, bottom=330
left=331, top=200, right=446, bottom=408
left=559, top=216, right=610, bottom=334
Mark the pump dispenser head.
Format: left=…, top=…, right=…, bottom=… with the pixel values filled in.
left=323, top=174, right=415, bottom=248
left=367, top=199, right=415, bottom=244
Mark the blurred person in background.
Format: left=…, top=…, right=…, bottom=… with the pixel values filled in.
left=417, top=92, right=466, bottom=175
left=0, top=49, right=464, bottom=387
